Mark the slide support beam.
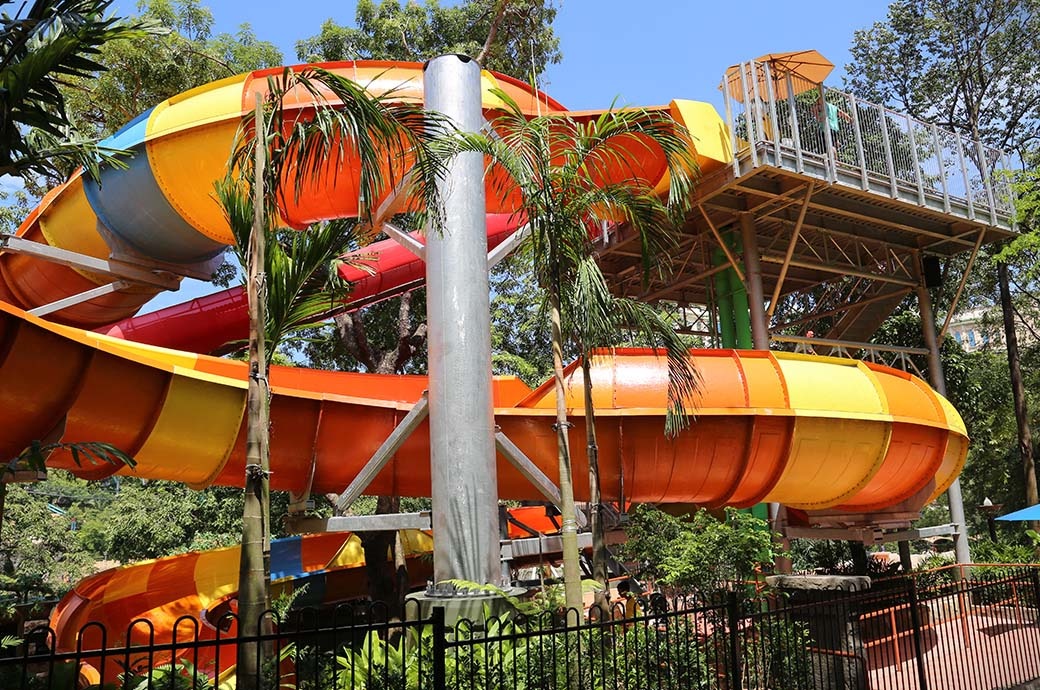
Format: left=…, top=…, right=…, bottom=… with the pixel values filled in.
left=336, top=392, right=429, bottom=512
left=917, top=263, right=971, bottom=567
left=740, top=213, right=770, bottom=350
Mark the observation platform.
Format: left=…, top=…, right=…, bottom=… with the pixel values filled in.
left=599, top=58, right=1016, bottom=348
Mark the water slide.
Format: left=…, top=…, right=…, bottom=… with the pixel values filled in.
left=0, top=61, right=968, bottom=672
left=50, top=530, right=436, bottom=683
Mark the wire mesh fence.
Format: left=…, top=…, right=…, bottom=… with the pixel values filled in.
left=722, top=60, right=1015, bottom=227
left=2, top=567, right=1040, bottom=689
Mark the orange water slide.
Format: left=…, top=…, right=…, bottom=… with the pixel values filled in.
left=0, top=61, right=728, bottom=329
left=0, top=58, right=969, bottom=679
left=50, top=530, right=435, bottom=684
left=0, top=302, right=965, bottom=513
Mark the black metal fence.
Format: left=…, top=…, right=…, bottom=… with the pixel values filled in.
left=4, top=566, right=1040, bottom=689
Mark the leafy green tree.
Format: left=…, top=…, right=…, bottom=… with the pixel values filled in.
left=620, top=505, right=779, bottom=597
left=0, top=485, right=94, bottom=602
left=490, top=253, right=553, bottom=385
left=62, top=0, right=282, bottom=138
left=295, top=0, right=560, bottom=78
left=847, top=0, right=1040, bottom=516
left=0, top=0, right=162, bottom=180
left=452, top=94, right=697, bottom=612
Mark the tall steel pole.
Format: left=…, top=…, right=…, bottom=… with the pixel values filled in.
left=424, top=55, right=501, bottom=586
left=916, top=274, right=971, bottom=566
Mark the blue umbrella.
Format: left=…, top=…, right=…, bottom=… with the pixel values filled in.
left=996, top=504, right=1040, bottom=521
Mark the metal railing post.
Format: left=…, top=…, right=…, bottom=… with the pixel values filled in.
left=727, top=591, right=743, bottom=690
left=1030, top=568, right=1040, bottom=625
left=762, top=61, right=782, bottom=163
left=907, top=113, right=926, bottom=205
left=432, top=606, right=447, bottom=690
left=954, top=134, right=976, bottom=220
left=976, top=139, right=998, bottom=226
left=932, top=123, right=951, bottom=213
left=908, top=579, right=930, bottom=690
left=738, top=62, right=758, bottom=167
left=750, top=60, right=768, bottom=147
left=849, top=94, right=869, bottom=189
left=785, top=72, right=804, bottom=173
left=722, top=73, right=741, bottom=177
left=1001, top=150, right=1016, bottom=220
left=879, top=108, right=898, bottom=198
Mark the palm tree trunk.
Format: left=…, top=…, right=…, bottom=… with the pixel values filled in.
left=550, top=287, right=582, bottom=616
left=238, top=94, right=271, bottom=690
left=582, top=355, right=609, bottom=618
left=999, top=262, right=1039, bottom=531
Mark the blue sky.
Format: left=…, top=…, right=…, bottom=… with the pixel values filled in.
left=140, top=0, right=893, bottom=313
left=198, top=0, right=891, bottom=110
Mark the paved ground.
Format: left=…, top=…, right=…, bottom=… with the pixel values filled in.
left=867, top=608, right=1040, bottom=690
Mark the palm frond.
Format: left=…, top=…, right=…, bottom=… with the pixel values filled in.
left=0, top=0, right=164, bottom=178
left=14, top=439, right=136, bottom=473
left=565, top=255, right=699, bottom=436
left=215, top=176, right=358, bottom=359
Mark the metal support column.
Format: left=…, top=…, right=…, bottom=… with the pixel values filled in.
left=423, top=55, right=501, bottom=586
left=739, top=213, right=770, bottom=350
left=916, top=270, right=971, bottom=566
left=743, top=213, right=789, bottom=572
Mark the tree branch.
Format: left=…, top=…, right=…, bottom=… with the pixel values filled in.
left=334, top=312, right=378, bottom=372
left=476, top=0, right=511, bottom=64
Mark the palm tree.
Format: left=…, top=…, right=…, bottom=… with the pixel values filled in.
left=0, top=0, right=161, bottom=180
left=566, top=255, right=698, bottom=614
left=453, top=93, right=698, bottom=613
left=216, top=67, right=442, bottom=690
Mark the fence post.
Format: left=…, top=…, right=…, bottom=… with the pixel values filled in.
left=727, top=591, right=743, bottom=690
left=1031, top=568, right=1040, bottom=624
left=432, top=606, right=447, bottom=690
left=907, top=578, right=930, bottom=690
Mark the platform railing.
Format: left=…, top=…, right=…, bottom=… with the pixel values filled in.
left=722, top=60, right=1015, bottom=229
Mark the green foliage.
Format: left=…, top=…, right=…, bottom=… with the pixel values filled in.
left=968, top=536, right=1036, bottom=565
left=620, top=505, right=779, bottom=596
left=0, top=484, right=94, bottom=601
left=14, top=440, right=135, bottom=474
left=62, top=0, right=282, bottom=137
left=740, top=617, right=814, bottom=690
left=490, top=253, right=554, bottom=386
left=115, top=657, right=234, bottom=690
left=846, top=0, right=1040, bottom=151
left=0, top=0, right=166, bottom=180
left=219, top=211, right=359, bottom=359
left=296, top=0, right=560, bottom=79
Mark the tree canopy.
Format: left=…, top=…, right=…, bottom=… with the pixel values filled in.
left=61, top=0, right=282, bottom=138
left=295, top=0, right=561, bottom=77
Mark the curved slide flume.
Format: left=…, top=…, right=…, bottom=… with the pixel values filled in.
left=0, top=302, right=966, bottom=510
left=51, top=530, right=435, bottom=684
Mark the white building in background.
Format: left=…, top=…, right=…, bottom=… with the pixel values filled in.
left=947, top=305, right=1038, bottom=353
left=947, top=307, right=999, bottom=353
